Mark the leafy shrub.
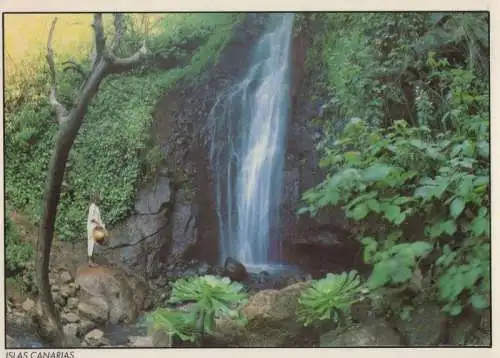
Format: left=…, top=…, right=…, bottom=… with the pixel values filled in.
left=298, top=12, right=489, bottom=319
left=5, top=216, right=33, bottom=276
left=147, top=275, right=248, bottom=342
left=297, top=271, right=363, bottom=327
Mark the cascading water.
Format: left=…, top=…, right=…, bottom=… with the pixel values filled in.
left=209, top=14, right=294, bottom=269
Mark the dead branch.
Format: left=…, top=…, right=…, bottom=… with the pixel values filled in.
left=107, top=14, right=149, bottom=74
left=62, top=59, right=88, bottom=78
left=91, top=14, right=106, bottom=70
left=46, top=17, right=68, bottom=124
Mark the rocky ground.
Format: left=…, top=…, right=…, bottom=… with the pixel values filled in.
left=4, top=212, right=492, bottom=348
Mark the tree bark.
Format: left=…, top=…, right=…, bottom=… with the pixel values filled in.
left=36, top=13, right=149, bottom=347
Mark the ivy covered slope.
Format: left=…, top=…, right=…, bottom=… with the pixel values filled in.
left=4, top=13, right=243, bottom=273
left=298, top=13, right=490, bottom=318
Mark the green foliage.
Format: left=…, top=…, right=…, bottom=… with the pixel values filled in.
left=299, top=12, right=489, bottom=319
left=147, top=275, right=248, bottom=342
left=5, top=13, right=242, bottom=242
left=146, top=307, right=200, bottom=342
left=297, top=271, right=362, bottom=327
left=5, top=216, right=33, bottom=275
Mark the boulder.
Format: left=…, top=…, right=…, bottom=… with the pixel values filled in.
left=213, top=281, right=311, bottom=347
left=63, top=323, right=79, bottom=340
left=77, top=300, right=108, bottom=324
left=67, top=297, right=79, bottom=310
left=78, top=319, right=97, bottom=337
left=320, top=319, right=402, bottom=347
left=61, top=312, right=80, bottom=324
left=60, top=271, right=73, bottom=284
left=84, top=329, right=109, bottom=347
left=223, top=257, right=248, bottom=282
left=60, top=284, right=77, bottom=298
left=22, top=298, right=36, bottom=313
left=75, top=265, right=144, bottom=324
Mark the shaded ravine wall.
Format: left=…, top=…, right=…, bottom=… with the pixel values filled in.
left=103, top=14, right=366, bottom=282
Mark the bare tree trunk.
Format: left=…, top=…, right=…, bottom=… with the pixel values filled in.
left=36, top=14, right=150, bottom=347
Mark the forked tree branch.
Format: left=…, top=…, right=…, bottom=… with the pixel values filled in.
left=107, top=14, right=150, bottom=74
left=46, top=17, right=68, bottom=124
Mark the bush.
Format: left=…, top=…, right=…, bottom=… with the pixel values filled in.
left=298, top=12, right=490, bottom=319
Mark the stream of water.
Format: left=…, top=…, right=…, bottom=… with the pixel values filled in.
left=209, top=13, right=294, bottom=268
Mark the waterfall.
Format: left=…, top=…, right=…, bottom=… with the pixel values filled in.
left=209, top=13, right=294, bottom=268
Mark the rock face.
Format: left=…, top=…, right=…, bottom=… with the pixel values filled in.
left=147, top=17, right=267, bottom=270
left=214, top=281, right=311, bottom=347
left=102, top=174, right=173, bottom=279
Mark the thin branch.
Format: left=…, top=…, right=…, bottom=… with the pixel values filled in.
left=46, top=17, right=68, bottom=124
left=91, top=14, right=106, bottom=68
left=107, top=14, right=149, bottom=74
left=62, top=59, right=88, bottom=78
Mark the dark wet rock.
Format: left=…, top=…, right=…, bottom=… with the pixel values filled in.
left=257, top=270, right=270, bottom=284
left=197, top=262, right=211, bottom=276
left=168, top=192, right=198, bottom=265
left=223, top=257, right=248, bottom=282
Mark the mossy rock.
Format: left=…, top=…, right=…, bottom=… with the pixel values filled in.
left=320, top=319, right=402, bottom=347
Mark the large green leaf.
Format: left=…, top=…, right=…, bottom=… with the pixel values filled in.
left=362, top=163, right=394, bottom=182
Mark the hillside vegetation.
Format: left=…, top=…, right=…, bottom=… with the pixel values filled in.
left=297, top=12, right=490, bottom=321
left=4, top=13, right=243, bottom=275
